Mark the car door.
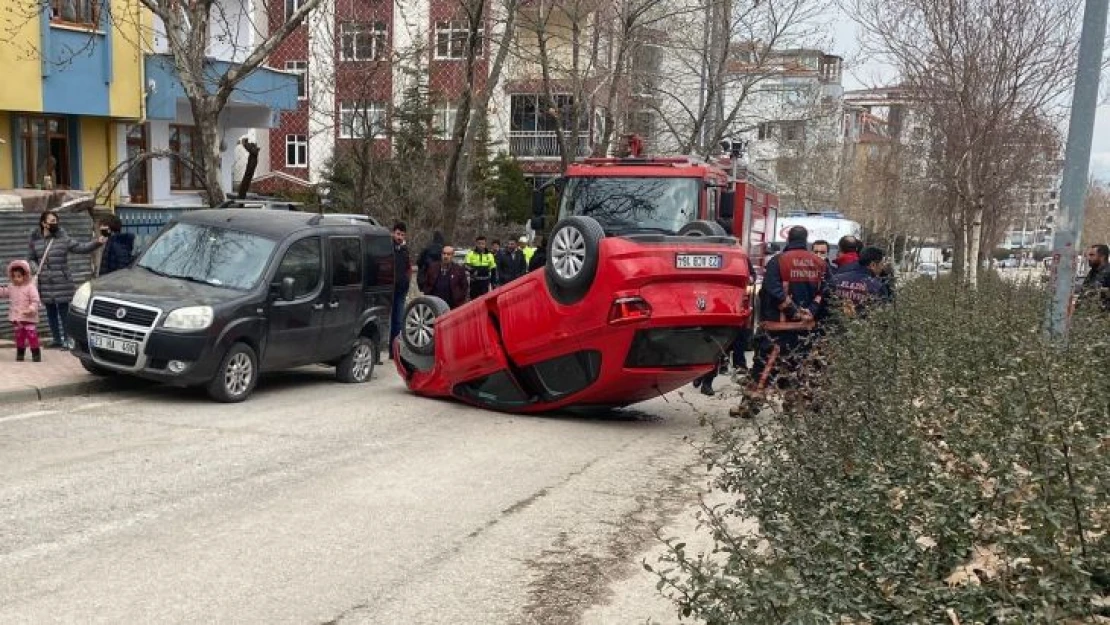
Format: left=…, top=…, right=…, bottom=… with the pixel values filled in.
left=317, top=235, right=364, bottom=360
left=264, top=236, right=325, bottom=370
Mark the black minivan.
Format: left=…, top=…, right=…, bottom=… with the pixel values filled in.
left=66, top=209, right=395, bottom=402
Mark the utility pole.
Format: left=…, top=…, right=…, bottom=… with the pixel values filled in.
left=1047, top=0, right=1108, bottom=338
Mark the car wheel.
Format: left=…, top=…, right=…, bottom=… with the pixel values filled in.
left=207, top=342, right=259, bottom=403
left=402, top=296, right=450, bottom=357
left=678, top=220, right=728, bottom=237
left=545, top=215, right=605, bottom=305
left=81, top=359, right=115, bottom=377
left=336, top=336, right=377, bottom=383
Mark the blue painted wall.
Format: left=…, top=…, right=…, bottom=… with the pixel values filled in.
left=40, top=21, right=112, bottom=116
left=145, top=54, right=299, bottom=120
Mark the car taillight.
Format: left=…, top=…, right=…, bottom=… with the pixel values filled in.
left=608, top=297, right=652, bottom=325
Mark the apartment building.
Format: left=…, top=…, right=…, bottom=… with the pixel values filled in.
left=261, top=0, right=491, bottom=192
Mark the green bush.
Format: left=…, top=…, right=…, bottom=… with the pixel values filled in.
left=653, top=276, right=1110, bottom=623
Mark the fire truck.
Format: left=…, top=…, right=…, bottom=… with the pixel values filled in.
left=531, top=136, right=779, bottom=274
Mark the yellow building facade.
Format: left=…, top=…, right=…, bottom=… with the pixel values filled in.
left=0, top=0, right=144, bottom=200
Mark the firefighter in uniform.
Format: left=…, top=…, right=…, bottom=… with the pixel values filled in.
left=465, top=236, right=498, bottom=299
left=731, top=225, right=829, bottom=418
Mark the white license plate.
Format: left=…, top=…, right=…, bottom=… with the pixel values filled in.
left=675, top=254, right=723, bottom=269
left=90, top=334, right=138, bottom=356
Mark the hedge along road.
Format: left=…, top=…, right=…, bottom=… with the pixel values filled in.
left=0, top=366, right=720, bottom=624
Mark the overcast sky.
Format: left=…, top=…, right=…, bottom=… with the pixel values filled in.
left=827, top=13, right=1110, bottom=182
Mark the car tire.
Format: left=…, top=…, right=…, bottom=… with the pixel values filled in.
left=206, top=342, right=259, bottom=403
left=402, top=296, right=450, bottom=357
left=336, top=336, right=377, bottom=383
left=545, top=215, right=605, bottom=305
left=678, top=220, right=728, bottom=237
left=81, top=359, right=115, bottom=377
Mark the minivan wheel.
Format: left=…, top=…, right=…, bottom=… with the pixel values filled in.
left=337, top=336, right=376, bottom=383
left=207, top=343, right=258, bottom=403
left=402, top=296, right=450, bottom=357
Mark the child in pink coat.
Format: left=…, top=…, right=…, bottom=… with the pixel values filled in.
left=0, top=260, right=43, bottom=362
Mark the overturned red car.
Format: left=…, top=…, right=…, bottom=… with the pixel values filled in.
left=394, top=150, right=755, bottom=413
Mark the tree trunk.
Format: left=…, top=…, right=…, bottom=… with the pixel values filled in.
left=193, top=103, right=226, bottom=206
left=967, top=206, right=983, bottom=286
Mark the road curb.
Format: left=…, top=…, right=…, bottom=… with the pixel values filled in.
left=0, top=377, right=118, bottom=405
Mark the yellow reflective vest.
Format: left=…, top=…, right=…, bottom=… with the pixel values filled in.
left=522, top=246, right=536, bottom=264
left=465, top=248, right=497, bottom=280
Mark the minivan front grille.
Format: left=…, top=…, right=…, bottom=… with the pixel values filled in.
left=90, top=300, right=158, bottom=327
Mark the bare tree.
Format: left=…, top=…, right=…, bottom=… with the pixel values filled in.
left=645, top=0, right=830, bottom=157
left=110, top=0, right=328, bottom=205
left=1083, top=182, right=1110, bottom=248
left=849, top=0, right=1079, bottom=284
left=442, top=0, right=521, bottom=242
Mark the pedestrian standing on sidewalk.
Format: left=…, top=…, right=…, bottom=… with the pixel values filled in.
left=29, top=211, right=105, bottom=349
left=389, top=222, right=412, bottom=357
left=0, top=260, right=43, bottom=362
left=96, top=215, right=135, bottom=276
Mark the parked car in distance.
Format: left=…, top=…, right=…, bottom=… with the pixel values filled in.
left=917, top=262, right=939, bottom=279
left=66, top=210, right=394, bottom=402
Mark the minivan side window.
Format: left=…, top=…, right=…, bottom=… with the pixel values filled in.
left=276, top=237, right=322, bottom=299
left=331, top=237, right=362, bottom=287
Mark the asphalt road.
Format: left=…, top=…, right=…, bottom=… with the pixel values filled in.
left=0, top=364, right=729, bottom=624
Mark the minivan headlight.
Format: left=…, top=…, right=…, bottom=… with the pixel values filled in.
left=163, top=306, right=214, bottom=330
left=71, top=282, right=92, bottom=313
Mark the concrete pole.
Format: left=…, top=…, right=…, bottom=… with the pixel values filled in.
left=1047, top=0, right=1108, bottom=338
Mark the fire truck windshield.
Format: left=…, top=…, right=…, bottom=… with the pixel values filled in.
left=557, top=176, right=699, bottom=235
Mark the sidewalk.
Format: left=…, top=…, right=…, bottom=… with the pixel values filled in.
left=0, top=341, right=118, bottom=404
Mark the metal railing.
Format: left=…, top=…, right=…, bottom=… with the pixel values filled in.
left=508, top=131, right=592, bottom=159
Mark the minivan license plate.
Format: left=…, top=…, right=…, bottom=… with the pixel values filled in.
left=676, top=254, right=722, bottom=269
left=90, top=334, right=138, bottom=356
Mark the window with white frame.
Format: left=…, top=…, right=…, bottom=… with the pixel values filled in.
left=434, top=103, right=458, bottom=140
left=285, top=60, right=308, bottom=99
left=435, top=21, right=472, bottom=59
left=341, top=22, right=388, bottom=61
left=286, top=135, right=308, bottom=167
left=285, top=0, right=306, bottom=20
left=339, top=102, right=387, bottom=139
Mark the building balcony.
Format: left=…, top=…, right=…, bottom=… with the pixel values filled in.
left=508, top=131, right=592, bottom=159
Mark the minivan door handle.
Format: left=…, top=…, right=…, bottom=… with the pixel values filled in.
left=328, top=301, right=340, bottom=309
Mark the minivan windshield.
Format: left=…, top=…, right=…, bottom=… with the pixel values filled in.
left=137, top=223, right=277, bottom=290
left=558, top=176, right=700, bottom=235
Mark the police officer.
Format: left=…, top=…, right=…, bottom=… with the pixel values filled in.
left=465, top=235, right=498, bottom=299
left=731, top=225, right=829, bottom=418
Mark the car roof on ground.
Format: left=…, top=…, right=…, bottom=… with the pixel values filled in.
left=175, top=209, right=386, bottom=239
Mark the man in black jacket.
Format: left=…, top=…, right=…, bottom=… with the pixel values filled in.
left=389, top=222, right=412, bottom=356
left=1078, top=244, right=1110, bottom=313
left=497, top=238, right=528, bottom=284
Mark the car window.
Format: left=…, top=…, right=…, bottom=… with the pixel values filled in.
left=365, top=235, right=394, bottom=287
left=276, top=237, right=322, bottom=299
left=330, top=237, right=362, bottom=287
left=525, top=350, right=601, bottom=400
left=454, top=371, right=530, bottom=407
left=137, top=222, right=275, bottom=291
